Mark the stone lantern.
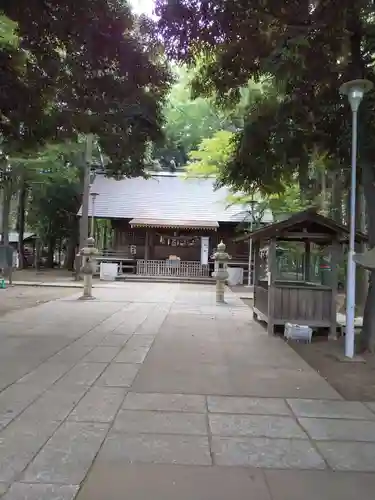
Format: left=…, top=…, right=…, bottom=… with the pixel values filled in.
left=212, top=240, right=231, bottom=303
left=78, top=237, right=98, bottom=300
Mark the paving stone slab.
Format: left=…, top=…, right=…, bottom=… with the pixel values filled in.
left=0, top=384, right=46, bottom=428
left=16, top=362, right=72, bottom=390
left=231, top=368, right=341, bottom=400
left=22, top=422, right=110, bottom=484
left=48, top=344, right=94, bottom=364
left=365, top=402, right=375, bottom=414
left=123, top=393, right=206, bottom=413
left=0, top=483, right=8, bottom=496
left=209, top=414, right=308, bottom=439
left=0, top=416, right=60, bottom=482
left=299, top=417, right=375, bottom=442
left=95, top=364, right=140, bottom=387
left=97, top=433, right=212, bottom=465
left=125, top=335, right=156, bottom=349
left=131, top=363, right=234, bottom=395
left=98, top=334, right=132, bottom=347
left=114, top=345, right=151, bottom=364
left=82, top=346, right=121, bottom=363
left=73, top=332, right=108, bottom=347
left=211, top=437, right=326, bottom=469
left=287, top=399, right=374, bottom=420
left=265, top=470, right=375, bottom=500
left=68, top=386, right=127, bottom=423
left=207, top=396, right=292, bottom=415
left=2, top=483, right=79, bottom=500
left=57, top=362, right=107, bottom=386
left=20, top=386, right=88, bottom=423
left=77, top=463, right=272, bottom=500
left=315, top=441, right=375, bottom=471
left=113, top=410, right=208, bottom=435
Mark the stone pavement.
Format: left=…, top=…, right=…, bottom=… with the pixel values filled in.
left=0, top=283, right=375, bottom=499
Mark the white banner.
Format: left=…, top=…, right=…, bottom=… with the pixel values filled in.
left=201, top=236, right=209, bottom=265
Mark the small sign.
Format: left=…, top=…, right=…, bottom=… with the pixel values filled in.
left=201, top=237, right=209, bottom=265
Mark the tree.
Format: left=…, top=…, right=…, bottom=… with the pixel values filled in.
left=157, top=0, right=375, bottom=351
left=0, top=1, right=171, bottom=268
left=1, top=1, right=170, bottom=171
left=185, top=130, right=235, bottom=177
left=152, top=66, right=233, bottom=170
left=12, top=139, right=105, bottom=270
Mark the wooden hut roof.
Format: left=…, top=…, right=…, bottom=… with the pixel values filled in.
left=235, top=208, right=367, bottom=244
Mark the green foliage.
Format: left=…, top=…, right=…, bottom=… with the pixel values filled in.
left=157, top=0, right=375, bottom=351
left=28, top=174, right=81, bottom=246
left=152, top=66, right=230, bottom=170
left=0, top=0, right=171, bottom=174
left=267, top=182, right=313, bottom=219
left=155, top=0, right=375, bottom=192
left=186, top=130, right=235, bottom=177
left=0, top=13, right=19, bottom=48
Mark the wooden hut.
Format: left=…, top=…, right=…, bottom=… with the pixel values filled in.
left=236, top=209, right=367, bottom=337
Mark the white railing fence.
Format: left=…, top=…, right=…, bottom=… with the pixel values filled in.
left=136, top=259, right=210, bottom=277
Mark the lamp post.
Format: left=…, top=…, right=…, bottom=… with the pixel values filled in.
left=339, top=79, right=373, bottom=358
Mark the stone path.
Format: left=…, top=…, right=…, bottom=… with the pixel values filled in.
left=0, top=283, right=375, bottom=499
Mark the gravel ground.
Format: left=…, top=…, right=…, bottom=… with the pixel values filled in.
left=0, top=286, right=77, bottom=317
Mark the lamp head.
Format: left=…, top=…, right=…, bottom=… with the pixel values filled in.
left=339, top=79, right=373, bottom=112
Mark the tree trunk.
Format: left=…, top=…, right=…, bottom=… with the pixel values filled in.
left=34, top=239, right=41, bottom=270
left=298, top=163, right=311, bottom=203
left=330, top=170, right=343, bottom=223
left=321, top=168, right=327, bottom=214
left=17, top=181, right=27, bottom=269
left=359, top=162, right=375, bottom=351
left=355, top=181, right=367, bottom=314
left=65, top=216, right=79, bottom=271
left=66, top=242, right=76, bottom=271
left=47, top=238, right=55, bottom=268
left=1, top=182, right=11, bottom=246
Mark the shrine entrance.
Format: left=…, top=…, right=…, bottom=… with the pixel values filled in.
left=129, top=219, right=218, bottom=278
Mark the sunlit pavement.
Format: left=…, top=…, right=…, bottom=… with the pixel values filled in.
left=0, top=283, right=375, bottom=499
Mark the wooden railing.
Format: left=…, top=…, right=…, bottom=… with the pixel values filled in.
left=94, top=251, right=136, bottom=276
left=136, top=260, right=210, bottom=277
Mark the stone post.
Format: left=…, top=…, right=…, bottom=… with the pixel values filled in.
left=78, top=237, right=98, bottom=300
left=212, top=240, right=231, bottom=303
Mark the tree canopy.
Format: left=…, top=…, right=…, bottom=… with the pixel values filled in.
left=156, top=0, right=375, bottom=351
left=1, top=1, right=171, bottom=175
left=151, top=66, right=232, bottom=171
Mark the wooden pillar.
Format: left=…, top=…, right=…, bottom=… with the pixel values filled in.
left=252, top=240, right=260, bottom=320
left=329, top=239, right=340, bottom=339
left=144, top=231, right=149, bottom=261
left=253, top=240, right=260, bottom=287
left=304, top=240, right=311, bottom=282
left=267, top=238, right=277, bottom=335
left=103, top=222, right=108, bottom=252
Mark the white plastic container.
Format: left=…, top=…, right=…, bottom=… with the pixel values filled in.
left=100, top=262, right=118, bottom=281
left=284, top=323, right=313, bottom=343
left=227, top=267, right=244, bottom=285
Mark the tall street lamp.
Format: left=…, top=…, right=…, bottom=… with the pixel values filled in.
left=339, top=79, right=373, bottom=358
